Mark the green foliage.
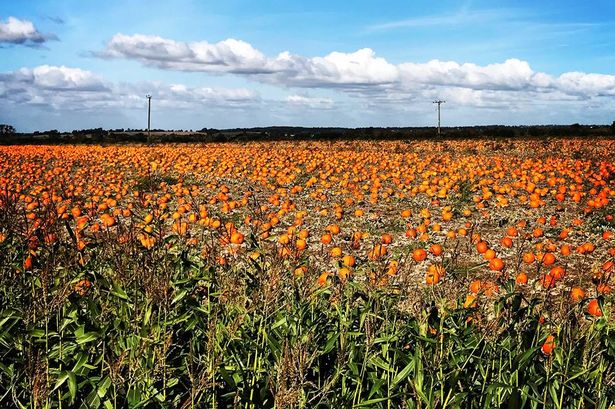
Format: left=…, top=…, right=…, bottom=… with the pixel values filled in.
left=0, top=232, right=613, bottom=408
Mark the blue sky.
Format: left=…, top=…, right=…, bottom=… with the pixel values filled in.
left=1, top=0, right=614, bottom=131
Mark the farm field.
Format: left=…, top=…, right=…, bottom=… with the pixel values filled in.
left=0, top=138, right=614, bottom=408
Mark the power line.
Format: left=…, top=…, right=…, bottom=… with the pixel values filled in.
left=433, top=100, right=446, bottom=136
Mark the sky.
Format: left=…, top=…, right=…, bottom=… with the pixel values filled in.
left=1, top=0, right=615, bottom=132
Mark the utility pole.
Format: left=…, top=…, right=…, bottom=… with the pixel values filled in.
left=146, top=94, right=152, bottom=141
left=433, top=99, right=445, bottom=136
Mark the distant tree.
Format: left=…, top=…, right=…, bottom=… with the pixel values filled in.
left=611, top=121, right=615, bottom=132
left=0, top=124, right=16, bottom=135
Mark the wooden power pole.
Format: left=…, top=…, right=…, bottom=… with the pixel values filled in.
left=433, top=100, right=446, bottom=136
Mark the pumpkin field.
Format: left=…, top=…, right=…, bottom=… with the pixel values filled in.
left=0, top=138, right=614, bottom=408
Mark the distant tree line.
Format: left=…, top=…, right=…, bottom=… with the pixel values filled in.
left=0, top=123, right=614, bottom=145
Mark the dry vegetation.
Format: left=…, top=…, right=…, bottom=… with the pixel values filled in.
left=0, top=138, right=614, bottom=408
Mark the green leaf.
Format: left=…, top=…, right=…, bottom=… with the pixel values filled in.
left=72, top=353, right=88, bottom=373
left=271, top=316, right=287, bottom=330
left=355, top=396, right=392, bottom=406
left=220, top=366, right=237, bottom=389
left=111, top=283, right=129, bottom=301
left=548, top=383, right=559, bottom=406
left=370, top=355, right=392, bottom=372
left=76, top=331, right=100, bottom=345
left=143, top=303, right=152, bottom=325
left=127, top=387, right=142, bottom=407
left=171, top=289, right=188, bottom=304
left=516, top=347, right=537, bottom=370
left=0, top=310, right=21, bottom=329
left=0, top=362, right=13, bottom=377
left=97, top=376, right=112, bottom=398
left=67, top=371, right=77, bottom=402
left=52, top=370, right=70, bottom=392
left=85, top=388, right=101, bottom=408
left=323, top=331, right=338, bottom=354
left=29, top=328, right=46, bottom=338
left=392, top=359, right=415, bottom=386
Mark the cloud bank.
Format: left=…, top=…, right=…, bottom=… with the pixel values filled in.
left=0, top=65, right=262, bottom=112
left=98, top=33, right=615, bottom=101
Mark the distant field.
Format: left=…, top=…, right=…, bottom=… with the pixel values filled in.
left=0, top=138, right=614, bottom=407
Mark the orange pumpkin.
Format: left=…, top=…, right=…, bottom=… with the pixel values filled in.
left=429, top=244, right=443, bottom=256
left=588, top=299, right=603, bottom=317
left=515, top=272, right=528, bottom=285
left=425, top=269, right=440, bottom=285
left=570, top=287, right=585, bottom=302
left=412, top=248, right=427, bottom=262
left=541, top=335, right=556, bottom=355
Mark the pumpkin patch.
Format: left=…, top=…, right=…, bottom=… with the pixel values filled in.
left=0, top=138, right=613, bottom=407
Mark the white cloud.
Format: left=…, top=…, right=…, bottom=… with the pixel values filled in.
left=147, top=82, right=260, bottom=108
left=0, top=17, right=56, bottom=46
left=100, top=34, right=398, bottom=88
left=555, top=72, right=615, bottom=97
left=398, top=59, right=537, bottom=91
left=101, top=34, right=271, bottom=74
left=286, top=94, right=334, bottom=109
left=97, top=33, right=615, bottom=104
left=0, top=65, right=261, bottom=112
left=271, top=48, right=398, bottom=87
left=27, top=65, right=106, bottom=91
